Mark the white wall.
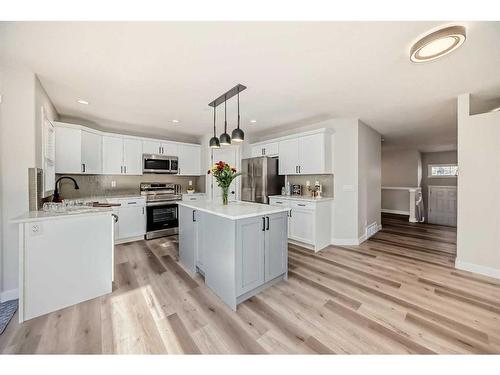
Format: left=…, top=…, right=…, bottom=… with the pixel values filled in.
left=456, top=94, right=500, bottom=279
left=0, top=67, right=36, bottom=301
left=0, top=69, right=58, bottom=301
left=358, top=121, right=382, bottom=239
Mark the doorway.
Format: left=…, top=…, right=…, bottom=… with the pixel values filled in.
left=428, top=186, right=457, bottom=226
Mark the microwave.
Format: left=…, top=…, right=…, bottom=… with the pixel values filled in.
left=143, top=154, right=179, bottom=174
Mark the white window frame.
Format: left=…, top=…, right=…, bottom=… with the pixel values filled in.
left=427, top=164, right=458, bottom=178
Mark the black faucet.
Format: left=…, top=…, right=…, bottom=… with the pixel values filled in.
left=53, top=176, right=80, bottom=202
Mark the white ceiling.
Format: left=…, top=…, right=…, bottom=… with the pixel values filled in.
left=1, top=21, right=499, bottom=148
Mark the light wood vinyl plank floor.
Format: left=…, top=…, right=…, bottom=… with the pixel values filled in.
left=1, top=213, right=499, bottom=354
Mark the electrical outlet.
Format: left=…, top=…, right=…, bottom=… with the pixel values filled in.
left=111, top=181, right=116, bottom=188
left=30, top=223, right=43, bottom=236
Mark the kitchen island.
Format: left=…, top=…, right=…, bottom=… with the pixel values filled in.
left=178, top=200, right=290, bottom=310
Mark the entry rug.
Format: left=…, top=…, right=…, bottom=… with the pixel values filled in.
left=0, top=299, right=18, bottom=335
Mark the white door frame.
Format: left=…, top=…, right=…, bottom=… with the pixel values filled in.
left=428, top=185, right=457, bottom=226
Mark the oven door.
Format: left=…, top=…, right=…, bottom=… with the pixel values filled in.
left=146, top=203, right=178, bottom=233
left=143, top=154, right=170, bottom=173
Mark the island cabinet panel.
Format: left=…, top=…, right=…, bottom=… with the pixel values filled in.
left=265, top=213, right=288, bottom=281
left=236, top=216, right=266, bottom=295
left=179, top=205, right=197, bottom=273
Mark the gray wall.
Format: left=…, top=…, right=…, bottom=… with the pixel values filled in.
left=56, top=174, right=205, bottom=199
left=421, top=150, right=457, bottom=221
left=381, top=147, right=421, bottom=213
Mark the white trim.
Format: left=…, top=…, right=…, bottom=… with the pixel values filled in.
left=455, top=260, right=500, bottom=280
left=115, top=235, right=145, bottom=245
left=0, top=288, right=19, bottom=302
left=250, top=127, right=334, bottom=147
left=331, top=237, right=360, bottom=246
left=381, top=209, right=410, bottom=215
left=382, top=186, right=420, bottom=191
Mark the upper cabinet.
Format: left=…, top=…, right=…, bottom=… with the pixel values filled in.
left=251, top=142, right=279, bottom=157
left=55, top=122, right=102, bottom=174
left=102, top=135, right=143, bottom=175
left=177, top=144, right=201, bottom=176
left=142, top=140, right=178, bottom=156
left=276, top=130, right=332, bottom=175
left=54, top=121, right=202, bottom=176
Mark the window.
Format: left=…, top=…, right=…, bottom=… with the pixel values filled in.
left=428, top=164, right=458, bottom=178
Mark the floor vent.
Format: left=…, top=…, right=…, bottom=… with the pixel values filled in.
left=366, top=222, right=379, bottom=238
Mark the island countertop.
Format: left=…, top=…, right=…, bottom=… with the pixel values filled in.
left=11, top=207, right=113, bottom=223
left=177, top=200, right=290, bottom=220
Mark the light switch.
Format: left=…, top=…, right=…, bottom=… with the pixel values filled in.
left=111, top=181, right=116, bottom=188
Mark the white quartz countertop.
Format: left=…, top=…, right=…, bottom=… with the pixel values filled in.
left=11, top=207, right=113, bottom=223
left=178, top=200, right=290, bottom=220
left=269, top=195, right=334, bottom=202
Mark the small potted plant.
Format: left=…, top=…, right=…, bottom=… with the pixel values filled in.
left=208, top=161, right=241, bottom=205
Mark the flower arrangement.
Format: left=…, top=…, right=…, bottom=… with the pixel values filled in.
left=208, top=161, right=241, bottom=205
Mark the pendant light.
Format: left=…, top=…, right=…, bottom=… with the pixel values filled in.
left=219, top=95, right=231, bottom=145
left=209, top=104, right=220, bottom=148
left=231, top=89, right=244, bottom=142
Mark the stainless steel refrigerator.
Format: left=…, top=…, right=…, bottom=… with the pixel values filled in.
left=241, top=156, right=284, bottom=204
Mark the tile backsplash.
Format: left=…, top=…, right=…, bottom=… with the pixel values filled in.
left=56, top=174, right=205, bottom=199
left=285, top=174, right=334, bottom=198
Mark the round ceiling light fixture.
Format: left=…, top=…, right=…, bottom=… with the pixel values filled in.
left=410, top=25, right=466, bottom=63
left=77, top=99, right=89, bottom=105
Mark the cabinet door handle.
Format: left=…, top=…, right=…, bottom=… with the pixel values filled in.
left=142, top=207, right=145, bottom=214
left=262, top=217, right=266, bottom=231
left=298, top=203, right=306, bottom=207
left=266, top=216, right=269, bottom=230
left=124, top=165, right=127, bottom=174
left=275, top=201, right=282, bottom=204
left=192, top=210, right=196, bottom=222
left=82, top=164, right=84, bottom=173
left=299, top=166, right=301, bottom=173
left=289, top=209, right=292, bottom=217
left=128, top=202, right=136, bottom=204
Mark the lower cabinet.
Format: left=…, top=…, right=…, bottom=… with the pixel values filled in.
left=179, top=205, right=204, bottom=273
left=108, top=197, right=146, bottom=242
left=236, top=212, right=288, bottom=296
left=269, top=197, right=332, bottom=252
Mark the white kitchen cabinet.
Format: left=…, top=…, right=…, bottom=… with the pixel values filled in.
left=142, top=140, right=179, bottom=156
left=177, top=144, right=201, bottom=175
left=251, top=142, right=279, bottom=157
left=102, top=135, right=124, bottom=175
left=248, top=129, right=333, bottom=175
left=182, top=193, right=206, bottom=202
left=269, top=196, right=332, bottom=252
left=81, top=130, right=102, bottom=174
left=278, top=138, right=300, bottom=175
left=103, top=135, right=143, bottom=175
left=55, top=124, right=102, bottom=174
left=55, top=126, right=82, bottom=174
left=107, top=197, right=146, bottom=242
left=123, top=138, right=143, bottom=175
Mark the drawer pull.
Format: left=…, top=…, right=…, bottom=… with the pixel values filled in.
left=298, top=203, right=306, bottom=207
left=190, top=198, right=196, bottom=200
left=275, top=201, right=283, bottom=204
left=128, top=202, right=137, bottom=204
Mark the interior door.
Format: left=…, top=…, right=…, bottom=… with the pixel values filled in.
left=212, top=146, right=240, bottom=202
left=123, top=138, right=143, bottom=175
left=428, top=186, right=457, bottom=226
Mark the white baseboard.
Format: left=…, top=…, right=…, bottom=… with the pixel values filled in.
left=0, top=288, right=19, bottom=302
left=455, top=260, right=500, bottom=280
left=381, top=209, right=410, bottom=215
left=331, top=238, right=360, bottom=246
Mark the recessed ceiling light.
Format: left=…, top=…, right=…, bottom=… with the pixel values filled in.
left=77, top=99, right=89, bottom=105
left=172, top=119, right=179, bottom=123
left=410, top=25, right=466, bottom=63
left=250, top=120, right=257, bottom=123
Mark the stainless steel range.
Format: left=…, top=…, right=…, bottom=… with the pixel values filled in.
left=140, top=182, right=182, bottom=239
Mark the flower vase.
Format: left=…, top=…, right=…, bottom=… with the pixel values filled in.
left=222, top=187, right=229, bottom=205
